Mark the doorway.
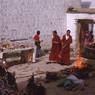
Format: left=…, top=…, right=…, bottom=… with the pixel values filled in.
left=76, top=19, right=94, bottom=57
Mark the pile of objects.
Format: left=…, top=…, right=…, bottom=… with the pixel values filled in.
left=57, top=61, right=95, bottom=91
left=0, top=65, right=18, bottom=95
left=0, top=39, right=33, bottom=50
left=23, top=74, right=46, bottom=95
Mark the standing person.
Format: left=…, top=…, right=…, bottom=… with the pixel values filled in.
left=49, top=30, right=61, bottom=63
left=33, top=31, right=42, bottom=58
left=60, top=30, right=72, bottom=65
left=83, top=31, right=94, bottom=47
left=89, top=31, right=94, bottom=43
left=84, top=31, right=90, bottom=46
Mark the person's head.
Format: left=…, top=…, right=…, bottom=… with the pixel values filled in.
left=53, top=30, right=57, bottom=36
left=37, top=31, right=40, bottom=35
left=66, top=30, right=71, bottom=35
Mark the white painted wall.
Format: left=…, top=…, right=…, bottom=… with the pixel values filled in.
left=82, top=0, right=95, bottom=8
left=67, top=13, right=95, bottom=48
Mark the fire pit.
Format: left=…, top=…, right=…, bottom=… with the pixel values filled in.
left=72, top=55, right=93, bottom=79
left=74, top=55, right=87, bottom=70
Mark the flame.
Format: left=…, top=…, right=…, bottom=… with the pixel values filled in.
left=74, top=55, right=86, bottom=69
left=74, top=32, right=87, bottom=69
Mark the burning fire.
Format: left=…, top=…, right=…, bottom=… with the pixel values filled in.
left=74, top=55, right=86, bottom=69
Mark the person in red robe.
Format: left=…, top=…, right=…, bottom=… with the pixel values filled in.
left=60, top=30, right=72, bottom=65
left=49, top=30, right=61, bottom=63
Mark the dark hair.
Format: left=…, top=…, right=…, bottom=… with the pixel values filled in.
left=67, top=30, right=71, bottom=33
left=37, top=31, right=40, bottom=35
left=53, top=30, right=57, bottom=34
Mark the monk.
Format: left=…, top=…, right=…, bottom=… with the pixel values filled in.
left=60, top=30, right=72, bottom=65
left=49, top=30, right=61, bottom=63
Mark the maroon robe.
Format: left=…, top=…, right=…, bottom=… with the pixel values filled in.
left=60, top=34, right=72, bottom=65
left=49, top=35, right=61, bottom=62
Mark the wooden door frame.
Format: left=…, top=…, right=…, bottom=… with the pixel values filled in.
left=76, top=19, right=94, bottom=55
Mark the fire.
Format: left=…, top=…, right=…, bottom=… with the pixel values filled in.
left=74, top=55, right=86, bottom=69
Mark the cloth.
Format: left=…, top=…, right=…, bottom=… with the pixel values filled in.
left=36, top=47, right=42, bottom=57
left=67, top=75, right=84, bottom=85
left=57, top=79, right=75, bottom=90
left=0, top=73, right=18, bottom=95
left=60, top=34, right=72, bottom=64
left=33, top=34, right=40, bottom=41
left=65, top=35, right=69, bottom=40
left=32, top=47, right=36, bottom=62
left=49, top=35, right=61, bottom=62
left=33, top=34, right=41, bottom=48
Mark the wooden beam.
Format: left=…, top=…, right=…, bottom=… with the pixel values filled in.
left=67, top=8, right=95, bottom=14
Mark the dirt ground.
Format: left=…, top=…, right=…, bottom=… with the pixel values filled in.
left=17, top=77, right=95, bottom=95
left=8, top=54, right=95, bottom=95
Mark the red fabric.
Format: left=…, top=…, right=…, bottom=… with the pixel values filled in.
left=49, top=35, right=61, bottom=62
left=60, top=35, right=72, bottom=64
left=33, top=34, right=40, bottom=41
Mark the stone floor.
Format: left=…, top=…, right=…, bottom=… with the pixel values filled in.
left=8, top=54, right=95, bottom=95
left=8, top=54, right=76, bottom=83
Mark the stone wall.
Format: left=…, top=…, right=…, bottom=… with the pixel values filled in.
left=0, top=0, right=81, bottom=49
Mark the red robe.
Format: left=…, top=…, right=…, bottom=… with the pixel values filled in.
left=60, top=35, right=72, bottom=64
left=49, top=35, right=61, bottom=62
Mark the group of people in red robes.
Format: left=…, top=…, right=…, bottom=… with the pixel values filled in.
left=49, top=30, right=72, bottom=65
left=33, top=30, right=72, bottom=65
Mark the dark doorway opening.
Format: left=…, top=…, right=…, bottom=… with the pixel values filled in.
left=77, top=19, right=95, bottom=59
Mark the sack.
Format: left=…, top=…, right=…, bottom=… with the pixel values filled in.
left=46, top=72, right=58, bottom=81
left=57, top=79, right=75, bottom=90
left=34, top=85, right=46, bottom=95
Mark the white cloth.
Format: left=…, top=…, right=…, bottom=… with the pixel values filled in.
left=0, top=52, right=3, bottom=59
left=65, top=35, right=69, bottom=40
left=67, top=75, right=84, bottom=84
left=32, top=46, right=36, bottom=62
